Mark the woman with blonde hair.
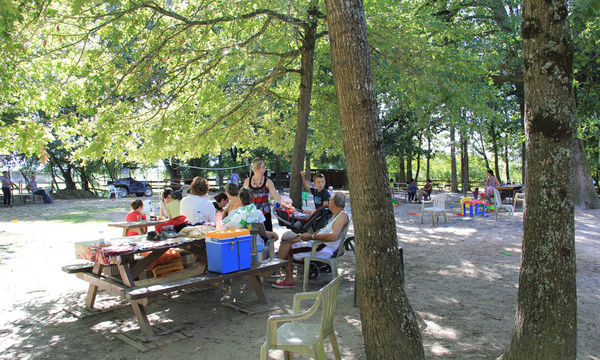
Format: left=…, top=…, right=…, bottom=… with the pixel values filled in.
left=242, top=158, right=282, bottom=231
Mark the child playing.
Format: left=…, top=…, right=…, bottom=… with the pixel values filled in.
left=300, top=171, right=330, bottom=214
left=473, top=187, right=479, bottom=200
left=125, top=199, right=147, bottom=236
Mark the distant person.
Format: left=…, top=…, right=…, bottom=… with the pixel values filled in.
left=242, top=158, right=282, bottom=231
left=300, top=171, right=330, bottom=214
left=180, top=176, right=216, bottom=225
left=1, top=171, right=16, bottom=208
left=213, top=192, right=229, bottom=212
left=407, top=179, right=417, bottom=202
left=125, top=199, right=147, bottom=236
left=230, top=169, right=239, bottom=186
left=27, top=176, right=54, bottom=204
left=416, top=178, right=433, bottom=202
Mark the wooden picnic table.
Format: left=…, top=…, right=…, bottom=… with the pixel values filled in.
left=108, top=219, right=164, bottom=236
left=64, top=233, right=287, bottom=336
left=496, top=184, right=523, bottom=204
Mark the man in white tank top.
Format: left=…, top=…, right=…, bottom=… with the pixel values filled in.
left=273, top=192, right=350, bottom=289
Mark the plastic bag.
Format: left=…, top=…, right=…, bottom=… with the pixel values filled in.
left=223, top=204, right=265, bottom=229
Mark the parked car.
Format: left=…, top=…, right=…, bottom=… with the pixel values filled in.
left=107, top=167, right=153, bottom=198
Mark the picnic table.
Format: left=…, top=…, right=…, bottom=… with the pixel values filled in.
left=64, top=231, right=287, bottom=336
left=108, top=219, right=164, bottom=236
left=496, top=184, right=523, bottom=204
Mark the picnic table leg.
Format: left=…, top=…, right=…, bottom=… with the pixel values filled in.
left=247, top=274, right=268, bottom=303
left=117, top=264, right=136, bottom=287
left=131, top=301, right=154, bottom=337
left=122, top=228, right=127, bottom=237
left=85, top=263, right=104, bottom=309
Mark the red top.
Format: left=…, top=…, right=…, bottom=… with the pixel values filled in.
left=125, top=211, right=146, bottom=236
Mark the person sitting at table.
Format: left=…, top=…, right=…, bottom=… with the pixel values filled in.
left=160, top=188, right=182, bottom=219
left=125, top=199, right=147, bottom=236
left=416, top=178, right=433, bottom=202
left=407, top=179, right=417, bottom=202
left=27, top=176, right=54, bottom=204
left=213, top=192, right=229, bottom=213
left=223, top=187, right=279, bottom=240
left=180, top=176, right=216, bottom=225
left=483, top=169, right=501, bottom=201
left=272, top=192, right=349, bottom=289
left=222, top=182, right=242, bottom=217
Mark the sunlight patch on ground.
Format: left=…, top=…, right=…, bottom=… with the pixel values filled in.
left=423, top=320, right=460, bottom=340
left=430, top=342, right=452, bottom=356
left=343, top=315, right=362, bottom=329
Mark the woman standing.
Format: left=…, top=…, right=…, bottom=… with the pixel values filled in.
left=242, top=158, right=282, bottom=231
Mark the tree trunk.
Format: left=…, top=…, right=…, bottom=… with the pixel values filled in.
left=492, top=132, right=500, bottom=182
left=450, top=126, right=459, bottom=192
left=399, top=155, right=406, bottom=184
left=163, top=159, right=182, bottom=188
left=426, top=135, right=431, bottom=179
left=324, top=1, right=425, bottom=358
left=478, top=133, right=491, bottom=170
left=288, top=6, right=318, bottom=209
left=460, top=129, right=470, bottom=193
left=406, top=151, right=413, bottom=180
left=504, top=142, right=510, bottom=183
left=217, top=151, right=223, bottom=190
left=502, top=0, right=577, bottom=357
left=517, top=83, right=527, bottom=183
left=571, top=137, right=600, bottom=209
left=415, top=135, right=422, bottom=181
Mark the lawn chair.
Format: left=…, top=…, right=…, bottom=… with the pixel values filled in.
left=107, top=184, right=120, bottom=200
left=513, top=187, right=526, bottom=211
left=260, top=276, right=342, bottom=360
left=420, top=194, right=447, bottom=225
left=492, top=188, right=514, bottom=221
left=301, top=221, right=350, bottom=291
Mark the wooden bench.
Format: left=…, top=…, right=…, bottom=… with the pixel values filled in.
left=62, top=263, right=95, bottom=274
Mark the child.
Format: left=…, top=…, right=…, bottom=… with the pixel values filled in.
left=299, top=171, right=330, bottom=214
left=473, top=187, right=479, bottom=200
left=125, top=199, right=147, bottom=236
left=407, top=179, right=417, bottom=202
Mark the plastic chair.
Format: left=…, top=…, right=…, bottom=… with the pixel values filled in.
left=301, top=191, right=308, bottom=206
left=302, top=221, right=350, bottom=291
left=513, top=189, right=526, bottom=211
left=493, top=188, right=514, bottom=221
left=260, top=276, right=342, bottom=360
left=107, top=184, right=120, bottom=200
left=250, top=222, right=275, bottom=262
left=420, top=194, right=447, bottom=225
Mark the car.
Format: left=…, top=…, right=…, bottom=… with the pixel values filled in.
left=107, top=167, right=153, bottom=198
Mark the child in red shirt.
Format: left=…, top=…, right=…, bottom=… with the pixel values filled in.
left=125, top=199, right=147, bottom=236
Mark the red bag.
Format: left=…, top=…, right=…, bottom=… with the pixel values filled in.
left=155, top=215, right=189, bottom=233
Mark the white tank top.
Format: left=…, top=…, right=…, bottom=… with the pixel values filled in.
left=316, top=210, right=348, bottom=256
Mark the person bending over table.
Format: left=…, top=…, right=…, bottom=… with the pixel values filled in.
left=242, top=158, right=282, bottom=231
left=180, top=176, right=216, bottom=225
left=126, top=199, right=147, bottom=236
left=212, top=192, right=229, bottom=213
left=160, top=188, right=182, bottom=219
left=272, top=192, right=349, bottom=289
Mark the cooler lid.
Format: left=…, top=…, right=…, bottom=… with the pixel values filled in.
left=205, top=228, right=250, bottom=239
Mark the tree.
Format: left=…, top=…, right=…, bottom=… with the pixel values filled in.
left=324, top=0, right=424, bottom=358
left=502, top=0, right=577, bottom=357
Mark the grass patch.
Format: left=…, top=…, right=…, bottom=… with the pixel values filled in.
left=48, top=213, right=111, bottom=223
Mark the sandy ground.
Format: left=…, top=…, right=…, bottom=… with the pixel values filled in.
left=0, top=192, right=598, bottom=360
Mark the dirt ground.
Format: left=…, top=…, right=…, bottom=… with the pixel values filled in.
left=0, top=192, right=598, bottom=360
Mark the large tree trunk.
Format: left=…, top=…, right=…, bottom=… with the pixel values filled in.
left=492, top=132, right=500, bottom=182
left=288, top=6, right=318, bottom=209
left=399, top=155, right=406, bottom=183
left=504, top=142, right=510, bottom=183
left=426, top=135, right=431, bottom=179
left=406, top=151, right=413, bottom=180
left=460, top=129, right=470, bottom=193
left=415, top=135, right=422, bottom=181
left=324, top=1, right=425, bottom=358
left=572, top=137, right=600, bottom=209
left=477, top=133, right=491, bottom=170
left=503, top=0, right=577, bottom=358
left=517, top=83, right=527, bottom=184
left=450, top=126, right=459, bottom=192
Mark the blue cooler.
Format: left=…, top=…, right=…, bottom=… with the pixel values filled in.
left=205, top=229, right=252, bottom=274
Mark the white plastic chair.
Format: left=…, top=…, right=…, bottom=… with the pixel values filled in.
left=493, top=188, right=514, bottom=221
left=107, top=184, right=119, bottom=199
left=513, top=189, right=526, bottom=211
left=420, top=194, right=447, bottom=226
left=260, top=276, right=342, bottom=360
left=302, top=222, right=350, bottom=292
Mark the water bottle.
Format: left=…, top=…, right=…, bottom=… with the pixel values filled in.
left=216, top=211, right=223, bottom=230
left=196, top=210, right=203, bottom=224
left=98, top=231, right=105, bottom=247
